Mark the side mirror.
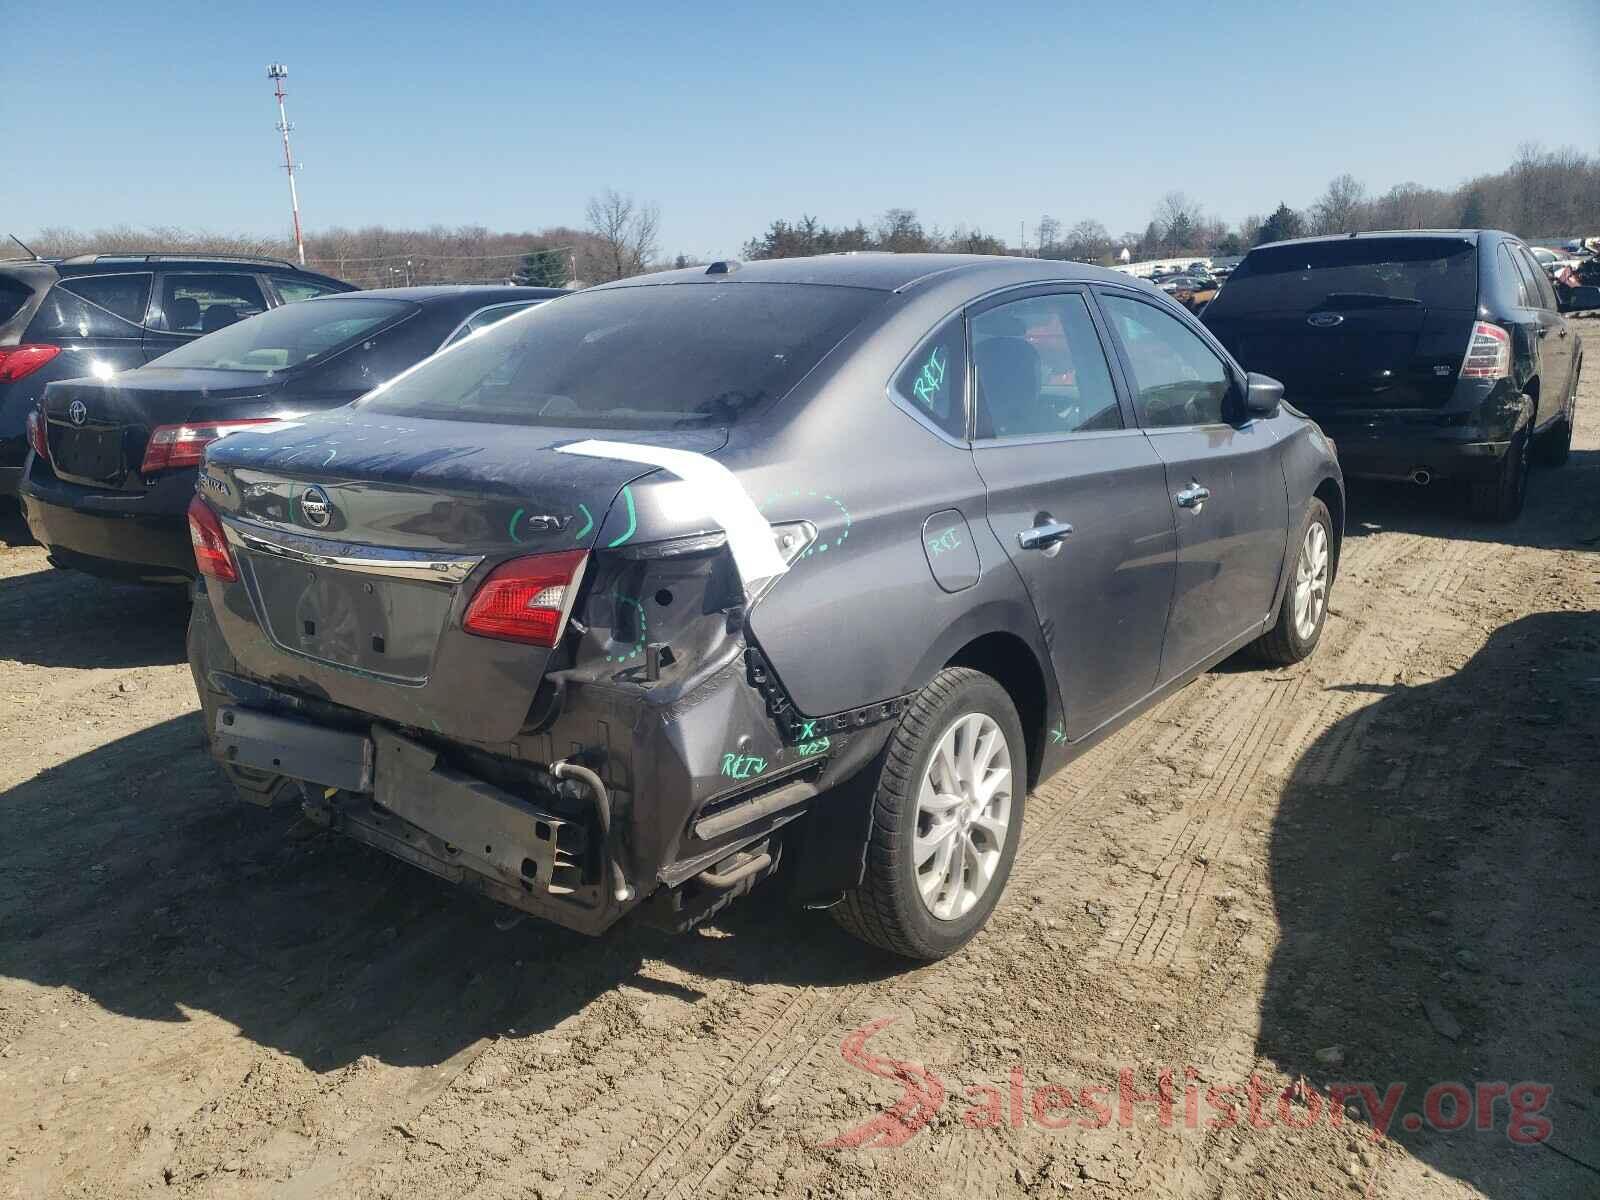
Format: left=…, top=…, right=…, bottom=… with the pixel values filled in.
left=1241, top=372, right=1283, bottom=420
left=1559, top=284, right=1600, bottom=313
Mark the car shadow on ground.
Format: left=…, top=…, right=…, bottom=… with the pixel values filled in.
left=1259, top=610, right=1600, bottom=1197
left=0, top=569, right=189, bottom=669
left=0, top=501, right=36, bottom=548
left=1342, top=448, right=1600, bottom=552
left=0, top=714, right=902, bottom=1076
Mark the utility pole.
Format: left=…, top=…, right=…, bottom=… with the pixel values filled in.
left=267, top=64, right=305, bottom=266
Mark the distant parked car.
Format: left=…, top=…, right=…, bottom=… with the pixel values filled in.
left=185, top=254, right=1342, bottom=959
left=0, top=254, right=355, bottom=499
left=20, top=285, right=563, bottom=583
left=1203, top=230, right=1590, bottom=521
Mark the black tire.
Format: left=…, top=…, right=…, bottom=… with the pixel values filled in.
left=1469, top=422, right=1530, bottom=522
left=1249, top=497, right=1334, bottom=666
left=832, top=667, right=1026, bottom=961
left=1536, top=367, right=1578, bottom=467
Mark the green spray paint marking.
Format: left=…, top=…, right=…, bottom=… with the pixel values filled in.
left=1049, top=725, right=1066, bottom=745
left=721, top=753, right=767, bottom=780
left=911, top=345, right=948, bottom=409
left=603, top=592, right=646, bottom=664
left=508, top=507, right=526, bottom=543
left=606, top=486, right=637, bottom=548
left=573, top=502, right=594, bottom=540
left=759, top=487, right=851, bottom=558
left=796, top=737, right=831, bottom=758
left=926, top=526, right=962, bottom=557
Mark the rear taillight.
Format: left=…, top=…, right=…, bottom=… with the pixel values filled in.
left=142, top=418, right=279, bottom=475
left=462, top=550, right=587, bottom=647
left=0, top=344, right=61, bottom=384
left=187, top=496, right=237, bottom=582
left=25, top=406, right=49, bottom=461
left=1460, top=321, right=1511, bottom=380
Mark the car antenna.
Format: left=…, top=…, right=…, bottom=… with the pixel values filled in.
left=7, top=234, right=41, bottom=260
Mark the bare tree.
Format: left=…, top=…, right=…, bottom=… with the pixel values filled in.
left=1153, top=192, right=1205, bottom=253
left=1311, top=174, right=1368, bottom=235
left=584, top=189, right=661, bottom=282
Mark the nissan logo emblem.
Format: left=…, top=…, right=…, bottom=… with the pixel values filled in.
left=298, top=485, right=333, bottom=529
left=1306, top=313, right=1345, bottom=328
left=68, top=400, right=88, bottom=425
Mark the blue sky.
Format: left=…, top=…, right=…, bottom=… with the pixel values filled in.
left=7, top=0, right=1597, bottom=259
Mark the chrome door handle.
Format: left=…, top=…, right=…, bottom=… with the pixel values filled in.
left=1017, top=521, right=1074, bottom=550
left=1175, top=484, right=1211, bottom=509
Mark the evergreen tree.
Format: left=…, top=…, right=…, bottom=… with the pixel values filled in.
left=514, top=248, right=569, bottom=288
left=1256, top=203, right=1303, bottom=245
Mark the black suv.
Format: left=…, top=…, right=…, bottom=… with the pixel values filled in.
left=1202, top=230, right=1585, bottom=521
left=0, top=254, right=354, bottom=498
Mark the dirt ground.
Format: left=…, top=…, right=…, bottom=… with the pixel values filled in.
left=2, top=325, right=1597, bottom=1200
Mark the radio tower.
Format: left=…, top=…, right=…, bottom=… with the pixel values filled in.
left=266, top=64, right=306, bottom=266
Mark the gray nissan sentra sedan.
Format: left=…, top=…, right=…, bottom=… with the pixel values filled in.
left=186, top=254, right=1343, bottom=960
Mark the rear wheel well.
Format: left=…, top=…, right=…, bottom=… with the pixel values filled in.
left=946, top=632, right=1047, bottom=787
left=1312, top=477, right=1343, bottom=582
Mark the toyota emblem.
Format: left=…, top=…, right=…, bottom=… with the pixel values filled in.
left=68, top=400, right=88, bottom=425
left=298, top=485, right=333, bottom=529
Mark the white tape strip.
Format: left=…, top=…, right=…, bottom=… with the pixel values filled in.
left=557, top=439, right=788, bottom=587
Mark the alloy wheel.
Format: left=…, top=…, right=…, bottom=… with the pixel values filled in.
left=1293, top=521, right=1330, bottom=641
left=914, top=712, right=1013, bottom=920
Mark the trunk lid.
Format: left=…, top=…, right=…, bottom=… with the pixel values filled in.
left=43, top=368, right=283, bottom=490
left=1206, top=306, right=1475, bottom=413
left=201, top=410, right=723, bottom=743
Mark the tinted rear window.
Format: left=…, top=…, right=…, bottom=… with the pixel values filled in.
left=151, top=296, right=413, bottom=374
left=360, top=283, right=884, bottom=429
left=0, top=275, right=33, bottom=326
left=26, top=275, right=152, bottom=339
left=1207, top=238, right=1477, bottom=315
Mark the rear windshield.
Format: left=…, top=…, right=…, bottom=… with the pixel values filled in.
left=358, top=282, right=884, bottom=429
left=151, top=296, right=412, bottom=373
left=1207, top=238, right=1477, bottom=315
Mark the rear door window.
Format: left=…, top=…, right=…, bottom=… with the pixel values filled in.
left=153, top=273, right=268, bottom=334
left=1099, top=293, right=1231, bottom=428
left=1206, top=238, right=1478, bottom=316
left=1513, top=246, right=1558, bottom=311
left=1499, top=245, right=1532, bottom=307
left=59, top=274, right=153, bottom=324
left=971, top=293, right=1122, bottom=439
left=893, top=317, right=967, bottom=438
left=26, top=274, right=153, bottom=339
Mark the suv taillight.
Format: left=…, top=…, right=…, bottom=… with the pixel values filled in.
left=187, top=496, right=237, bottom=582
left=0, top=344, right=61, bottom=384
left=142, top=418, right=278, bottom=474
left=1460, top=321, right=1511, bottom=380
left=463, top=550, right=588, bottom=647
left=25, top=406, right=49, bottom=461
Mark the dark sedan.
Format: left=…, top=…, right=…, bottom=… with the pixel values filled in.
left=20, top=285, right=562, bottom=582
left=186, top=254, right=1342, bottom=960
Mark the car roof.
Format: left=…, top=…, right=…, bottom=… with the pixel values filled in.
left=1252, top=229, right=1494, bottom=253
left=336, top=285, right=566, bottom=302
left=591, top=253, right=1140, bottom=294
